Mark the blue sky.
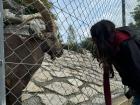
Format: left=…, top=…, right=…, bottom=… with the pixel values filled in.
left=50, top=0, right=138, bottom=43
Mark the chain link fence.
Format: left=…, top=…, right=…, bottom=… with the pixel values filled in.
left=0, top=0, right=138, bottom=105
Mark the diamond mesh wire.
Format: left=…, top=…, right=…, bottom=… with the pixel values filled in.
left=0, top=0, right=138, bottom=105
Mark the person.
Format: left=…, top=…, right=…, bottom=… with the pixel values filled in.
left=90, top=20, right=140, bottom=105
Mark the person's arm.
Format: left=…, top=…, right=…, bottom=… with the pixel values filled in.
left=119, top=39, right=140, bottom=92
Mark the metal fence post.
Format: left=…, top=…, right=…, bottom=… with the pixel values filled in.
left=122, top=0, right=126, bottom=26
left=122, top=0, right=128, bottom=94
left=0, top=0, right=6, bottom=105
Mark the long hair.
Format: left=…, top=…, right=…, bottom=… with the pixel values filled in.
left=90, top=20, right=116, bottom=63
left=90, top=20, right=115, bottom=78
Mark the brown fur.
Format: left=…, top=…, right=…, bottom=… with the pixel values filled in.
left=5, top=32, right=62, bottom=105
left=5, top=0, right=63, bottom=104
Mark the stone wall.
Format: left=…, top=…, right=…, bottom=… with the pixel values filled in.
left=22, top=50, right=124, bottom=105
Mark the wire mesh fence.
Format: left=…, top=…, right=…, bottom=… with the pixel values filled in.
left=0, top=0, right=138, bottom=105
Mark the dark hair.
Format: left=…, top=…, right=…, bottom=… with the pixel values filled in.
left=90, top=20, right=116, bottom=62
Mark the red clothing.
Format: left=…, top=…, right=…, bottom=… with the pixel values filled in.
left=104, top=31, right=130, bottom=105
left=114, top=31, right=129, bottom=45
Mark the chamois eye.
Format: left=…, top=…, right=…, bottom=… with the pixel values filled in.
left=49, top=37, right=56, bottom=41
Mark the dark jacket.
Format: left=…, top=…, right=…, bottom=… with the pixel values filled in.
left=112, top=27, right=140, bottom=94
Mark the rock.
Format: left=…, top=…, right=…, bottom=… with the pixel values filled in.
left=21, top=50, right=123, bottom=105
left=41, top=62, right=53, bottom=68
left=23, top=81, right=44, bottom=92
left=22, top=93, right=33, bottom=101
left=68, top=78, right=83, bottom=87
left=22, top=96, right=43, bottom=105
left=69, top=94, right=89, bottom=104
left=38, top=94, right=67, bottom=105
left=32, top=68, right=53, bottom=83
left=50, top=70, right=72, bottom=77
left=91, top=96, right=105, bottom=104
left=82, top=87, right=98, bottom=97
left=63, top=101, right=75, bottom=105
left=75, top=73, right=102, bottom=84
left=44, top=82, right=79, bottom=95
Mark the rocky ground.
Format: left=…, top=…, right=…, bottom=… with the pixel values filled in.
left=22, top=50, right=124, bottom=105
